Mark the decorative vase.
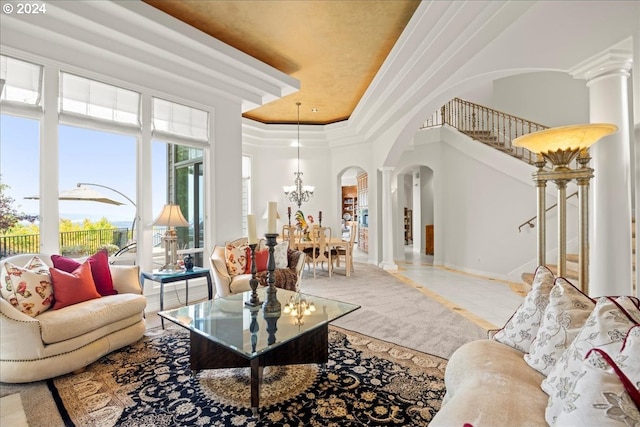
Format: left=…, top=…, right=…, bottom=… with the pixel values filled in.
left=183, top=254, right=194, bottom=271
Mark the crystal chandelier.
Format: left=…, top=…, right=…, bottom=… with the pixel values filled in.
left=283, top=102, right=314, bottom=208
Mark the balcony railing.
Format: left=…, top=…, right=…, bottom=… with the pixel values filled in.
left=0, top=228, right=130, bottom=258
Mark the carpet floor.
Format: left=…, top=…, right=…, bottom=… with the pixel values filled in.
left=1, top=262, right=490, bottom=426
left=47, top=326, right=448, bottom=426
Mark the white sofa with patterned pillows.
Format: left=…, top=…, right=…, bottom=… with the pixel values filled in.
left=0, top=251, right=147, bottom=383
left=430, top=266, right=640, bottom=427
left=210, top=238, right=305, bottom=298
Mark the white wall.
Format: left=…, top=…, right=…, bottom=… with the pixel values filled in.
left=243, top=143, right=332, bottom=238
left=396, top=127, right=579, bottom=281
left=492, top=72, right=590, bottom=127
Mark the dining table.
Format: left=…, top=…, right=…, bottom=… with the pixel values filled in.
left=285, top=235, right=353, bottom=277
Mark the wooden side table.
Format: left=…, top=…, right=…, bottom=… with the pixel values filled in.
left=140, top=267, right=213, bottom=328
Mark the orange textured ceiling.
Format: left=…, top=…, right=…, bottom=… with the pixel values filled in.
left=143, top=0, right=420, bottom=125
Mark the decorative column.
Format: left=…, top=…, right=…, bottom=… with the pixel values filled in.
left=379, top=167, right=398, bottom=272
left=571, top=49, right=633, bottom=297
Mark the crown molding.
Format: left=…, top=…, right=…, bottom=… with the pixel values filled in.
left=0, top=1, right=298, bottom=112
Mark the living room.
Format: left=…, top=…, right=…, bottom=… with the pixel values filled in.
left=1, top=1, right=639, bottom=425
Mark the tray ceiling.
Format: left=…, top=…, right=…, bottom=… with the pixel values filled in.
left=143, top=0, right=420, bottom=125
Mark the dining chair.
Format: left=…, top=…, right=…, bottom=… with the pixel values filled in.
left=303, top=226, right=334, bottom=278
left=334, top=222, right=357, bottom=276
left=282, top=225, right=298, bottom=249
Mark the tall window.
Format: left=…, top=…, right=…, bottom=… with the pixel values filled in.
left=0, top=55, right=43, bottom=257
left=56, top=73, right=140, bottom=258
left=152, top=97, right=208, bottom=267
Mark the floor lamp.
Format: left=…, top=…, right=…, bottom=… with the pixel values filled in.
left=153, top=203, right=189, bottom=272
left=514, top=123, right=617, bottom=295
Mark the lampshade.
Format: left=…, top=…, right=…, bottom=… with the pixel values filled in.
left=513, top=123, right=617, bottom=154
left=153, top=203, right=189, bottom=227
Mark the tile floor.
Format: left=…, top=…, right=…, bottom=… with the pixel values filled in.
left=353, top=246, right=525, bottom=330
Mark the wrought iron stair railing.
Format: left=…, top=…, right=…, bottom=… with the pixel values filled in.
left=421, top=98, right=549, bottom=165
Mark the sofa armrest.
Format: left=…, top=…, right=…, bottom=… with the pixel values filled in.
left=109, top=264, right=143, bottom=295
left=0, top=297, right=44, bottom=359
left=210, top=246, right=233, bottom=297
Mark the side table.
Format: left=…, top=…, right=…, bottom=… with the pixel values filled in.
left=140, top=267, right=213, bottom=328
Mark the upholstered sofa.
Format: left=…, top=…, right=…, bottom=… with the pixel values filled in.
left=0, top=253, right=147, bottom=383
left=430, top=266, right=640, bottom=427
left=210, top=238, right=305, bottom=298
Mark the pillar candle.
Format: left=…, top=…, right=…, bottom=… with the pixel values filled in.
left=267, top=202, right=278, bottom=234
left=247, top=214, right=257, bottom=244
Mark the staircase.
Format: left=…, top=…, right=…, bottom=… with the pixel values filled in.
left=421, top=97, right=549, bottom=167
left=422, top=98, right=637, bottom=296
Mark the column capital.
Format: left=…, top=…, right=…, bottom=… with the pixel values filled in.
left=569, top=48, right=632, bottom=82
left=379, top=166, right=395, bottom=173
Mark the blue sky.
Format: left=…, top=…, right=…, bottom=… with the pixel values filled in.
left=1, top=114, right=167, bottom=224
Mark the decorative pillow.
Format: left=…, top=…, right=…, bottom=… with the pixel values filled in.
left=524, top=277, right=595, bottom=376
left=49, top=261, right=101, bottom=310
left=51, top=249, right=117, bottom=296
left=549, top=325, right=640, bottom=426
left=225, top=243, right=248, bottom=277
left=543, top=296, right=640, bottom=421
left=274, top=240, right=289, bottom=269
left=493, top=265, right=555, bottom=352
left=244, top=247, right=269, bottom=273
left=2, top=256, right=53, bottom=317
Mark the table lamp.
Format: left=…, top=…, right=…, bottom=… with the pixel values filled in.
left=153, top=203, right=189, bottom=272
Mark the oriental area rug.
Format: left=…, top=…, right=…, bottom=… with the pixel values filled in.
left=47, top=326, right=448, bottom=427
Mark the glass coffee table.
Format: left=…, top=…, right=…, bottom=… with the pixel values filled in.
left=159, top=288, right=360, bottom=416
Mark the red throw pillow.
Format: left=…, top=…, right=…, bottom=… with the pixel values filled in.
left=51, top=249, right=117, bottom=296
left=244, top=248, right=269, bottom=273
left=50, top=261, right=102, bottom=309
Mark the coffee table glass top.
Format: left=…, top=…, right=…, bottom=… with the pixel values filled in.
left=158, top=288, right=360, bottom=358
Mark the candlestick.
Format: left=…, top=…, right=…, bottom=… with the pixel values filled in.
left=247, top=214, right=257, bottom=245
left=267, top=202, right=278, bottom=234
left=319, top=211, right=322, bottom=227
left=287, top=207, right=292, bottom=226
left=262, top=233, right=282, bottom=315
left=244, top=243, right=260, bottom=307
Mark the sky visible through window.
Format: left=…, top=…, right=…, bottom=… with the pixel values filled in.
left=1, top=114, right=168, bottom=228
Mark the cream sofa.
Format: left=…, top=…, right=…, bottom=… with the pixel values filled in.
left=0, top=254, right=147, bottom=383
left=210, top=238, right=305, bottom=298
left=430, top=265, right=640, bottom=427
left=430, top=338, right=549, bottom=426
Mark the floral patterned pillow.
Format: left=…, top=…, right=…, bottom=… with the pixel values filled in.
left=524, top=277, right=595, bottom=376
left=549, top=325, right=640, bottom=426
left=2, top=256, right=54, bottom=317
left=542, top=296, right=640, bottom=422
left=274, top=240, right=289, bottom=269
left=224, top=243, right=248, bottom=277
left=493, top=265, right=555, bottom=352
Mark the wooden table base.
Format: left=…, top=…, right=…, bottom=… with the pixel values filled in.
left=189, top=324, right=329, bottom=415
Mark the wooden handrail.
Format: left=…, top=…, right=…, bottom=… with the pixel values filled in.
left=518, top=191, right=578, bottom=232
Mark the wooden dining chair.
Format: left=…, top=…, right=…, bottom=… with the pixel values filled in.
left=303, top=226, right=334, bottom=278
left=334, top=222, right=357, bottom=276
left=282, top=225, right=298, bottom=249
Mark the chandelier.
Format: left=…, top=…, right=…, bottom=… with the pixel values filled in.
left=283, top=102, right=314, bottom=208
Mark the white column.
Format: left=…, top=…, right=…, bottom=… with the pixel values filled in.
left=572, top=49, right=633, bottom=296
left=39, top=66, right=60, bottom=254
left=138, top=94, right=153, bottom=272
left=379, top=166, right=398, bottom=271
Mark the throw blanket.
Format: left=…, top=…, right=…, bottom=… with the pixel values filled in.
left=255, top=249, right=301, bottom=291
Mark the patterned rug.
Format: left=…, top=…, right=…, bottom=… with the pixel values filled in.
left=47, top=326, right=448, bottom=426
